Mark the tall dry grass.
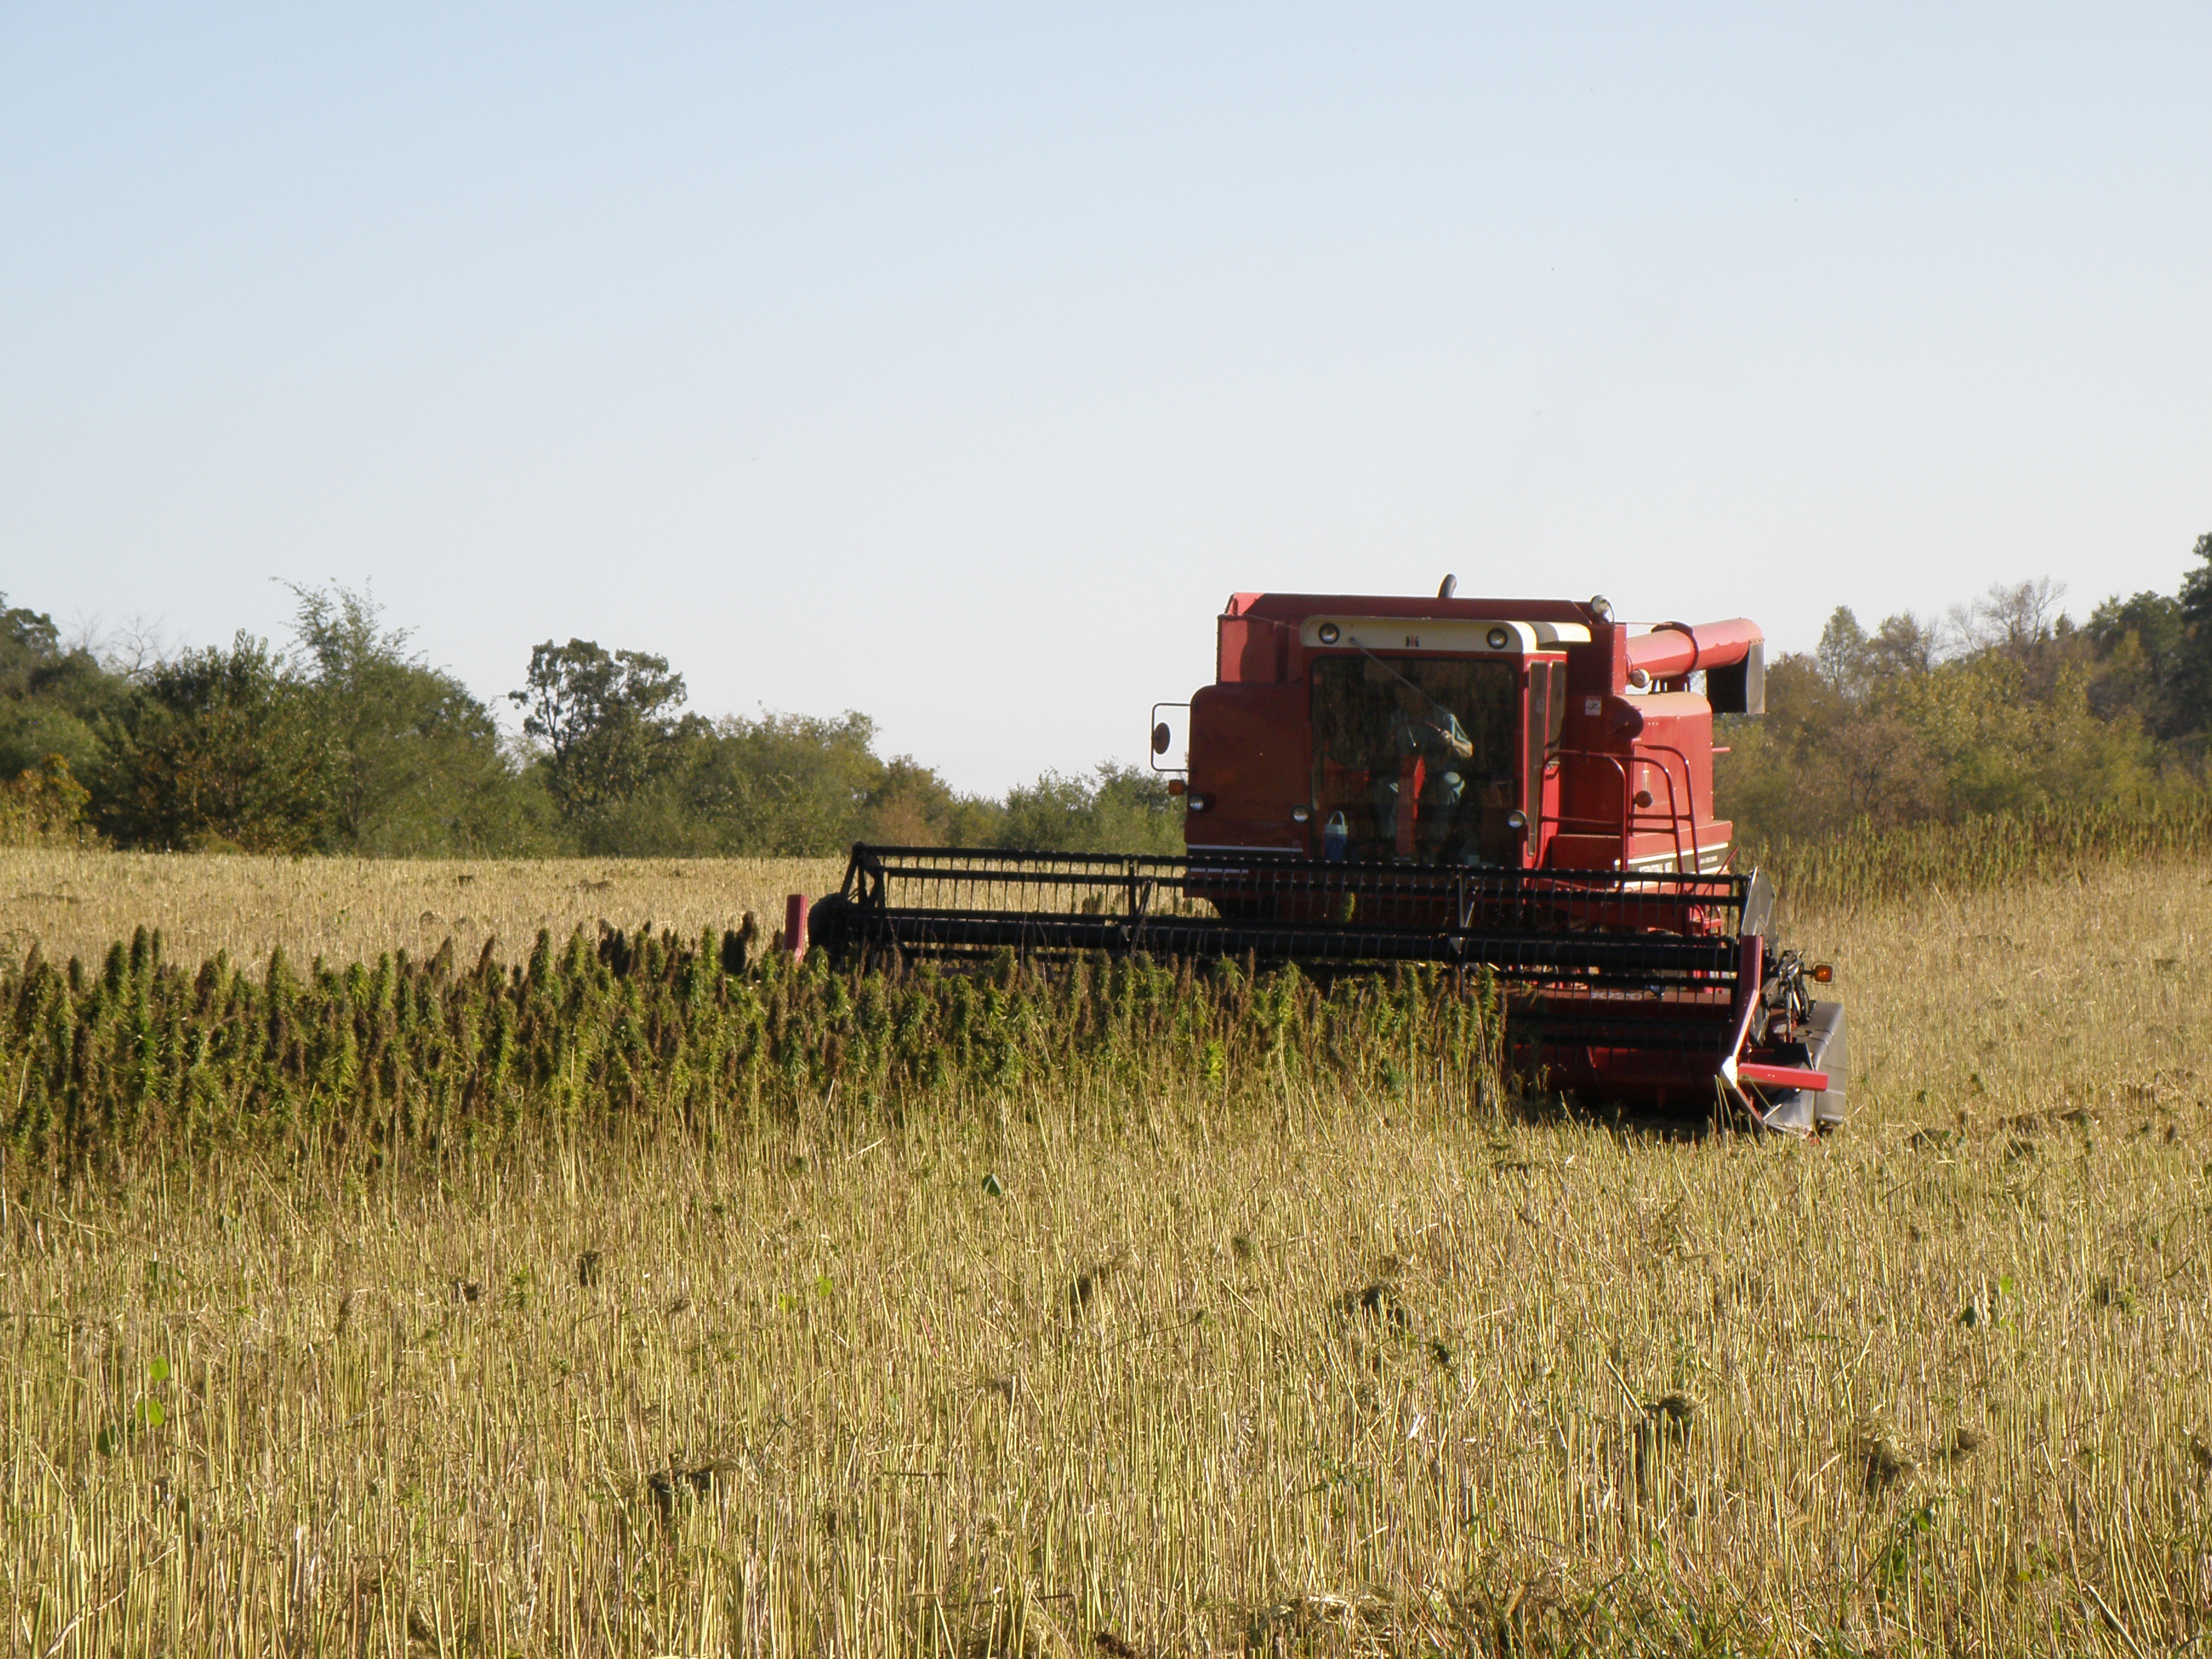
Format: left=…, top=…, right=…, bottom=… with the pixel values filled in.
left=6, top=847, right=2212, bottom=1654
left=1751, top=797, right=2212, bottom=917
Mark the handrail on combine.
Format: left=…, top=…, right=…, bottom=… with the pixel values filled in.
left=1547, top=746, right=1702, bottom=873
left=1635, top=742, right=1704, bottom=874
left=1629, top=744, right=1692, bottom=874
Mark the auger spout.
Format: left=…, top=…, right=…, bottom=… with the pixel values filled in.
left=1625, top=617, right=1764, bottom=682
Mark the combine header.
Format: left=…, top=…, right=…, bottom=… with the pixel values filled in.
left=810, top=584, right=1844, bottom=1132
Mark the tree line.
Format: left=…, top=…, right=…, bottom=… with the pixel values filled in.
left=5, top=535, right=2210, bottom=857
left=0, top=584, right=1179, bottom=856
left=1718, top=533, right=2212, bottom=844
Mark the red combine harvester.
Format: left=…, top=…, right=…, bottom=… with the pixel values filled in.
left=811, top=583, right=1845, bottom=1132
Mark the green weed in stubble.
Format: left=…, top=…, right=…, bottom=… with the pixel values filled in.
left=0, top=928, right=1503, bottom=1178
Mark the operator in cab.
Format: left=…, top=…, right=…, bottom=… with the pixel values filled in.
left=1372, top=678, right=1473, bottom=859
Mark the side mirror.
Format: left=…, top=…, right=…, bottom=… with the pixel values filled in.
left=1504, top=808, right=1529, bottom=833
left=1148, top=702, right=1191, bottom=773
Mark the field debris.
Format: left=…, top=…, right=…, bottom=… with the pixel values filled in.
left=1940, top=1425, right=1985, bottom=1463
left=1855, top=1418, right=1919, bottom=1495
left=1338, top=1279, right=1409, bottom=1329
left=1068, top=1243, right=1137, bottom=1313
left=645, top=1458, right=739, bottom=1527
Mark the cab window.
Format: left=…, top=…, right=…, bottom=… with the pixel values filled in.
left=1309, top=655, right=1517, bottom=863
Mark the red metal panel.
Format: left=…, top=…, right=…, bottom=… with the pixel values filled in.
left=1188, top=682, right=1310, bottom=851
left=1511, top=987, right=1744, bottom=1112
left=1545, top=833, right=1622, bottom=870
left=1564, top=623, right=1628, bottom=717
left=1631, top=692, right=1723, bottom=850
left=1215, top=616, right=1287, bottom=684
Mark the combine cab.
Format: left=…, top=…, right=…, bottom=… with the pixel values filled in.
left=811, top=584, right=1845, bottom=1132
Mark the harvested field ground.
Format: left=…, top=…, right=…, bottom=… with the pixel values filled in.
left=5, top=851, right=2212, bottom=1655
left=0, top=848, right=847, bottom=971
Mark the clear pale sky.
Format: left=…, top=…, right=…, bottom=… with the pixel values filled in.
left=5, top=7, right=2207, bottom=794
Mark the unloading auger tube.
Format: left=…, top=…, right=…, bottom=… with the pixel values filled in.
left=806, top=843, right=1846, bottom=1132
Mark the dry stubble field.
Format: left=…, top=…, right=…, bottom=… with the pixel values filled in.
left=4, top=848, right=2212, bottom=1656
left=0, top=849, right=848, bottom=973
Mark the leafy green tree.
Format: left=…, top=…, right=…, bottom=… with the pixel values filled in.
left=0, top=600, right=61, bottom=691
left=1717, top=651, right=1944, bottom=838
left=1814, top=606, right=1869, bottom=692
left=101, top=635, right=338, bottom=853
left=1810, top=606, right=1940, bottom=702
left=503, top=634, right=1000, bottom=856
left=2085, top=589, right=2187, bottom=735
left=997, top=763, right=1182, bottom=854
left=2173, top=531, right=2212, bottom=739
left=642, top=711, right=886, bottom=856
left=0, top=754, right=93, bottom=847
left=863, top=754, right=1004, bottom=846
left=1894, top=652, right=2153, bottom=819
left=0, top=595, right=126, bottom=785
left=1864, top=612, right=1941, bottom=680
left=287, top=583, right=559, bottom=854
left=511, top=641, right=693, bottom=821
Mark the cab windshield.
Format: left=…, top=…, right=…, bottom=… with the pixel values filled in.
left=1310, top=655, right=1518, bottom=863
